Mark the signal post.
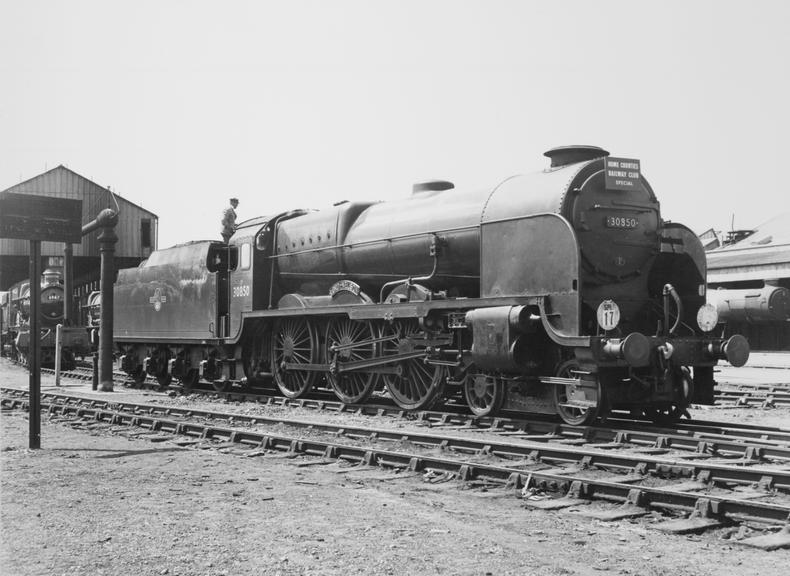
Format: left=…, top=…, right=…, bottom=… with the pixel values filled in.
left=0, top=193, right=82, bottom=449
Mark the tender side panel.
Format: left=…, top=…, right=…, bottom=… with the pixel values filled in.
left=114, top=242, right=219, bottom=340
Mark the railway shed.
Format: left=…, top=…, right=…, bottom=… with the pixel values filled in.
left=706, top=212, right=790, bottom=351
left=0, top=165, right=157, bottom=321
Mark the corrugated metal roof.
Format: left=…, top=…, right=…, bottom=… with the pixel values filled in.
left=1, top=164, right=157, bottom=218
left=1, top=165, right=158, bottom=259
left=707, top=212, right=790, bottom=282
left=708, top=245, right=790, bottom=269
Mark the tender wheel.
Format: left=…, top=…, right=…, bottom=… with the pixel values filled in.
left=212, top=379, right=230, bottom=393
left=552, top=359, right=601, bottom=426
left=381, top=320, right=447, bottom=410
left=156, top=373, right=172, bottom=391
left=181, top=369, right=199, bottom=392
left=463, top=373, right=505, bottom=417
left=325, top=318, right=379, bottom=404
left=131, top=367, right=147, bottom=385
left=153, top=348, right=171, bottom=391
left=60, top=351, right=77, bottom=371
left=271, top=317, right=320, bottom=398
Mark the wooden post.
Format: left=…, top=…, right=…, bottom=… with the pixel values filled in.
left=1, top=193, right=83, bottom=450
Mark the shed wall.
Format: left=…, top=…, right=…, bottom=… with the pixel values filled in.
left=0, top=166, right=157, bottom=259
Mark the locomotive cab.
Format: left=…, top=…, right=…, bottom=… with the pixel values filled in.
left=207, top=242, right=236, bottom=338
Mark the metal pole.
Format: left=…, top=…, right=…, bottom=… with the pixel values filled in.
left=63, top=243, right=74, bottom=324
left=97, top=226, right=118, bottom=392
left=28, top=240, right=41, bottom=449
left=55, top=324, right=62, bottom=386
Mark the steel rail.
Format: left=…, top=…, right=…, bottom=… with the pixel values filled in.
left=27, top=358, right=790, bottom=430
left=17, top=362, right=790, bottom=448
left=717, top=383, right=790, bottom=393
left=102, top=376, right=790, bottom=447
left=714, top=389, right=790, bottom=407
left=5, top=375, right=790, bottom=463
left=156, top=382, right=790, bottom=446
left=5, top=390, right=790, bottom=494
left=178, top=390, right=790, bottom=450
left=4, top=394, right=790, bottom=527
left=602, top=414, right=790, bottom=446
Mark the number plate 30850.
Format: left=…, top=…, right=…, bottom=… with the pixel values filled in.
left=605, top=216, right=638, bottom=229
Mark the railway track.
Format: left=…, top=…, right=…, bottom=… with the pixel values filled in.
left=714, top=386, right=790, bottom=407
left=47, top=360, right=790, bottom=410
left=6, top=386, right=790, bottom=488
left=24, top=365, right=790, bottom=453
left=3, top=387, right=790, bottom=548
left=35, top=358, right=790, bottom=411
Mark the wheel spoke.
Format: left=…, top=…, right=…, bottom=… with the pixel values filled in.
left=382, top=320, right=446, bottom=410
left=272, top=318, right=318, bottom=398
left=553, top=361, right=600, bottom=426
left=463, top=374, right=504, bottom=417
left=291, top=350, right=310, bottom=364
left=325, top=318, right=378, bottom=404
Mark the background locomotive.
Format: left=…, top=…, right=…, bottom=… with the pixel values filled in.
left=0, top=268, right=93, bottom=368
left=113, top=146, right=749, bottom=425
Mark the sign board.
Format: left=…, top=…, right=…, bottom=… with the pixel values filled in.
left=604, top=157, right=642, bottom=191
left=0, top=193, right=83, bottom=243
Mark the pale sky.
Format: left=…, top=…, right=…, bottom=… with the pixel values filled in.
left=2, top=0, right=788, bottom=248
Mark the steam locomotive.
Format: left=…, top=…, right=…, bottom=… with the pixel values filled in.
left=113, top=146, right=749, bottom=425
left=0, top=268, right=93, bottom=368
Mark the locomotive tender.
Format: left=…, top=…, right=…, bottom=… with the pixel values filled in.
left=114, top=146, right=749, bottom=425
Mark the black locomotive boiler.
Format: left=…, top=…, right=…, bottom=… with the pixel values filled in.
left=113, top=146, right=749, bottom=425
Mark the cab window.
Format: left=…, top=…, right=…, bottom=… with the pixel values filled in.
left=255, top=223, right=271, bottom=251
left=240, top=243, right=251, bottom=270
left=207, top=245, right=239, bottom=273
